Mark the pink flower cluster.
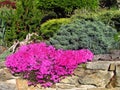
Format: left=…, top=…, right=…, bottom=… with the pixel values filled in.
left=5, top=42, right=93, bottom=87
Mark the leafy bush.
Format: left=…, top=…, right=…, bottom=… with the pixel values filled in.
left=0, top=7, right=14, bottom=46
left=37, top=0, right=99, bottom=17
left=40, top=18, right=71, bottom=39
left=5, top=42, right=93, bottom=87
left=47, top=19, right=118, bottom=54
left=5, top=0, right=44, bottom=47
left=72, top=9, right=120, bottom=31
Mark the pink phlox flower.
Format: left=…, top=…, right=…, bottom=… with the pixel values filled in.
left=5, top=42, right=94, bottom=87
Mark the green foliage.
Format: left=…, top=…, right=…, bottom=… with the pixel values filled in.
left=0, top=49, right=11, bottom=61
left=0, top=7, right=14, bottom=46
left=5, top=0, right=44, bottom=46
left=99, top=0, right=118, bottom=8
left=37, top=0, right=99, bottom=17
left=47, top=19, right=117, bottom=54
left=40, top=18, right=71, bottom=39
left=72, top=9, right=120, bottom=31
left=0, top=18, right=6, bottom=46
left=40, top=11, right=58, bottom=24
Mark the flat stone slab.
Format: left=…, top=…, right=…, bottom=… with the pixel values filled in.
left=78, top=70, right=114, bottom=87
left=86, top=61, right=120, bottom=70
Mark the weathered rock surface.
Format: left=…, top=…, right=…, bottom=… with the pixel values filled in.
left=0, top=46, right=6, bottom=55
left=93, top=54, right=112, bottom=61
left=0, top=61, right=5, bottom=69
left=56, top=83, right=76, bottom=89
left=78, top=70, right=114, bottom=87
left=86, top=61, right=111, bottom=70
left=93, top=51, right=120, bottom=61
left=60, top=75, right=79, bottom=85
left=0, top=68, right=14, bottom=81
left=116, top=64, right=120, bottom=87
left=0, top=82, right=17, bottom=90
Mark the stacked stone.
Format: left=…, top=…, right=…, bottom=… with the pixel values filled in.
left=1, top=50, right=120, bottom=90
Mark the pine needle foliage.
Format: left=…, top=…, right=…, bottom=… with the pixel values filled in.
left=47, top=19, right=118, bottom=54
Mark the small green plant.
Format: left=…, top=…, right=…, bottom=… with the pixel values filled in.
left=81, top=63, right=87, bottom=69
left=40, top=18, right=71, bottom=39
left=47, top=19, right=118, bottom=54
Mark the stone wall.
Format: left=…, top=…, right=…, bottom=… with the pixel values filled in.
left=1, top=50, right=120, bottom=90
left=15, top=60, right=120, bottom=90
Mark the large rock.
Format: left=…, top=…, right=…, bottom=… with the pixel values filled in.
left=86, top=61, right=111, bottom=70
left=78, top=70, right=114, bottom=87
left=86, top=61, right=120, bottom=70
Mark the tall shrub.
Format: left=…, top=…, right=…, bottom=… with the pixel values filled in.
left=47, top=19, right=118, bottom=54
left=0, top=7, right=14, bottom=46
left=37, top=0, right=99, bottom=17
left=5, top=0, right=43, bottom=46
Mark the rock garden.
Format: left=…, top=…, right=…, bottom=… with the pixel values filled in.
left=0, top=0, right=120, bottom=90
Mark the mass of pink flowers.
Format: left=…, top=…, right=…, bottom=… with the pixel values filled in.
left=5, top=42, right=94, bottom=87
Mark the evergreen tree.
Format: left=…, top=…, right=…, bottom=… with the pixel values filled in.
left=5, top=0, right=43, bottom=46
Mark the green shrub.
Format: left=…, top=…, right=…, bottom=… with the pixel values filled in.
left=40, top=18, right=71, bottom=39
left=37, top=0, right=99, bottom=17
left=0, top=7, right=14, bottom=46
left=47, top=19, right=118, bottom=54
left=72, top=9, right=120, bottom=31
left=5, top=0, right=44, bottom=47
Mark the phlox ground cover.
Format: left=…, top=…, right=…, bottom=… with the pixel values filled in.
left=5, top=42, right=94, bottom=87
